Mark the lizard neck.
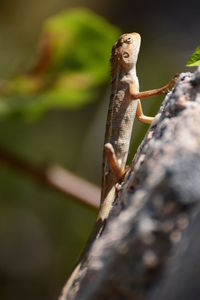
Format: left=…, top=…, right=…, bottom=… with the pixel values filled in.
left=112, top=63, right=137, bottom=86
left=128, top=65, right=137, bottom=79
left=120, top=64, right=137, bottom=82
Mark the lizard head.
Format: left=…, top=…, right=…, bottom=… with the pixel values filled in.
left=112, top=32, right=141, bottom=70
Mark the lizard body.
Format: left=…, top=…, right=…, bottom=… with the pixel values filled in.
left=59, top=32, right=177, bottom=300
left=99, top=33, right=141, bottom=221
left=99, top=32, right=176, bottom=221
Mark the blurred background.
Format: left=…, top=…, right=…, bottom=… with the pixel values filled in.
left=0, top=0, right=199, bottom=299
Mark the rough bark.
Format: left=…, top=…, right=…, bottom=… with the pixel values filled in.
left=60, top=67, right=200, bottom=300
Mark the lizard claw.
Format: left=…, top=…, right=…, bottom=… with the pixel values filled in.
left=163, top=73, right=180, bottom=94
left=169, top=73, right=180, bottom=87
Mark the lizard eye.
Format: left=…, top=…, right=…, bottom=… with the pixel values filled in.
left=123, top=52, right=129, bottom=58
left=126, top=37, right=132, bottom=43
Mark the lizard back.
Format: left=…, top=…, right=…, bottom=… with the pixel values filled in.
left=100, top=33, right=141, bottom=207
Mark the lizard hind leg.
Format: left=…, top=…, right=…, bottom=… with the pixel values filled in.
left=104, top=143, right=125, bottom=180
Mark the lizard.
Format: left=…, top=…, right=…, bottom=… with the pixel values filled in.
left=98, top=32, right=177, bottom=223
left=59, top=32, right=178, bottom=300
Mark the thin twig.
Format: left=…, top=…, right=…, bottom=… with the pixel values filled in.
left=0, top=145, right=100, bottom=210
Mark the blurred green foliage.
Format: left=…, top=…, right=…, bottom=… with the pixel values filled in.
left=0, top=8, right=120, bottom=119
left=186, top=45, right=200, bottom=66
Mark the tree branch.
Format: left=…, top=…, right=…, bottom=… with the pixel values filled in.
left=60, top=67, right=200, bottom=299
left=0, top=146, right=100, bottom=210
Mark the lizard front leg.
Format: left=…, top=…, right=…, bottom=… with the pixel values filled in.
left=129, top=74, right=179, bottom=100
left=136, top=100, right=154, bottom=124
left=131, top=74, right=179, bottom=124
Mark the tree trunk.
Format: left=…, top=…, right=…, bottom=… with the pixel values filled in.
left=60, top=67, right=200, bottom=300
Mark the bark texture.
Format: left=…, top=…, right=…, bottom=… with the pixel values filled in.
left=60, top=67, right=200, bottom=300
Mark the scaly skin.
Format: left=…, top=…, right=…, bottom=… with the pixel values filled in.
left=99, top=32, right=177, bottom=221
left=99, top=32, right=141, bottom=221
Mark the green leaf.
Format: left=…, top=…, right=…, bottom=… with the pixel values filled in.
left=186, top=45, right=200, bottom=66
left=0, top=8, right=121, bottom=119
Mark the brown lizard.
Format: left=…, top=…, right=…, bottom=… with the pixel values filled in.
left=99, top=32, right=177, bottom=223
left=59, top=32, right=177, bottom=299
